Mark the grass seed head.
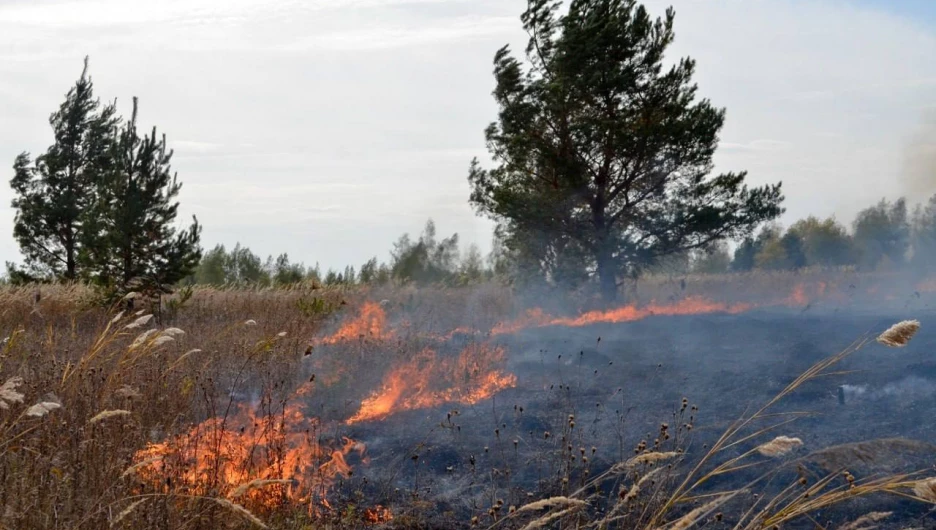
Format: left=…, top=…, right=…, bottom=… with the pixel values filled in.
left=756, top=436, right=803, bottom=457
left=26, top=400, right=61, bottom=417
left=89, top=410, right=131, bottom=424
left=912, top=478, right=936, bottom=502
left=0, top=376, right=25, bottom=409
left=877, top=320, right=920, bottom=347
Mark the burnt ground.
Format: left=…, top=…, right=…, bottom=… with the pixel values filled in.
left=337, top=307, right=936, bottom=527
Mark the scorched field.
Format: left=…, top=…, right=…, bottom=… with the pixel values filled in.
left=2, top=272, right=936, bottom=530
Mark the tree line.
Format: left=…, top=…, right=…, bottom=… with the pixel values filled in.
left=727, top=197, right=936, bottom=274
left=189, top=219, right=491, bottom=288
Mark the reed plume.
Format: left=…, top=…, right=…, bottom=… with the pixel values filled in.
left=912, top=477, right=936, bottom=502
left=877, top=320, right=920, bottom=347
left=89, top=410, right=131, bottom=424
left=756, top=435, right=803, bottom=457
left=0, top=376, right=24, bottom=409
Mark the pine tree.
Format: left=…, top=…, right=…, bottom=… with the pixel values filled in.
left=469, top=0, right=784, bottom=301
left=86, top=97, right=201, bottom=291
left=9, top=57, right=118, bottom=281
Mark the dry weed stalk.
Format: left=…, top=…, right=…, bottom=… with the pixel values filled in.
left=111, top=499, right=146, bottom=527
left=231, top=478, right=293, bottom=498
left=121, top=456, right=162, bottom=479
left=210, top=497, right=268, bottom=529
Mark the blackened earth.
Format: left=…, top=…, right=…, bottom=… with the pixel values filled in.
left=340, top=307, right=936, bottom=528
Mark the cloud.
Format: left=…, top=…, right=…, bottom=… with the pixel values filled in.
left=720, top=140, right=793, bottom=153
left=279, top=16, right=516, bottom=52
left=172, top=140, right=224, bottom=154
left=1, top=0, right=935, bottom=269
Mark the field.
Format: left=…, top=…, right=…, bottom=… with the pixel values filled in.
left=2, top=270, right=936, bottom=529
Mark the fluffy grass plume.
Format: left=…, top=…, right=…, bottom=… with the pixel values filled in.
left=0, top=376, right=24, bottom=409
left=877, top=320, right=920, bottom=347
left=630, top=451, right=679, bottom=466
left=516, top=497, right=587, bottom=513
left=912, top=478, right=936, bottom=502
left=89, top=410, right=131, bottom=424
left=669, top=494, right=732, bottom=530
left=839, top=511, right=892, bottom=530
left=756, top=435, right=803, bottom=457
left=124, top=314, right=153, bottom=330
left=519, top=506, right=583, bottom=530
left=25, top=400, right=61, bottom=417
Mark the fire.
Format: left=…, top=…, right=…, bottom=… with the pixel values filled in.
left=134, top=394, right=364, bottom=511
left=365, top=505, right=394, bottom=523
left=492, top=297, right=751, bottom=334
left=783, top=283, right=809, bottom=306
left=346, top=342, right=517, bottom=424
left=320, top=301, right=392, bottom=345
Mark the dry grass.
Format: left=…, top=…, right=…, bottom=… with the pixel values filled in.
left=0, top=281, right=933, bottom=529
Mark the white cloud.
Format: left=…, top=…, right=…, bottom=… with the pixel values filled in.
left=0, top=0, right=935, bottom=269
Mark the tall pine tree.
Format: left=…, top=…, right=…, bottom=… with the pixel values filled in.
left=85, top=97, right=201, bottom=291
left=10, top=57, right=118, bottom=281
left=468, top=0, right=784, bottom=301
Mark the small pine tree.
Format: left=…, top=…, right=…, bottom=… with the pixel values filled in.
left=10, top=57, right=118, bottom=281
left=85, top=97, right=201, bottom=291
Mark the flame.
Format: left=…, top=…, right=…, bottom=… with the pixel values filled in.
left=365, top=505, right=394, bottom=523
left=783, top=283, right=809, bottom=306
left=320, top=302, right=392, bottom=345
left=134, top=395, right=364, bottom=511
left=491, top=297, right=751, bottom=334
left=346, top=343, right=517, bottom=424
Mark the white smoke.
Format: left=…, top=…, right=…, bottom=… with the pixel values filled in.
left=840, top=375, right=936, bottom=403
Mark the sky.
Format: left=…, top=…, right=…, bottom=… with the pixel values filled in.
left=1, top=0, right=935, bottom=272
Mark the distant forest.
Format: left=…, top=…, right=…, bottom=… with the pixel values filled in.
left=187, top=195, right=936, bottom=289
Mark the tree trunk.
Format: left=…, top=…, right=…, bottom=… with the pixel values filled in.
left=64, top=231, right=76, bottom=281
left=596, top=244, right=617, bottom=303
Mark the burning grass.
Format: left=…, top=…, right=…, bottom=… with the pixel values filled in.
left=0, top=279, right=935, bottom=528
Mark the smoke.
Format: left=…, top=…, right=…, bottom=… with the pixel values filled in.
left=902, top=110, right=936, bottom=200
left=840, top=376, right=936, bottom=404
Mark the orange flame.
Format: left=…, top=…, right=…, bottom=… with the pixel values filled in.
left=134, top=394, right=364, bottom=510
left=365, top=505, right=394, bottom=523
left=491, top=297, right=752, bottom=335
left=320, top=302, right=392, bottom=345
left=783, top=283, right=809, bottom=306
left=346, top=343, right=517, bottom=424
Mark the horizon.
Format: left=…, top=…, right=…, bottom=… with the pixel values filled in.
left=2, top=0, right=935, bottom=272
